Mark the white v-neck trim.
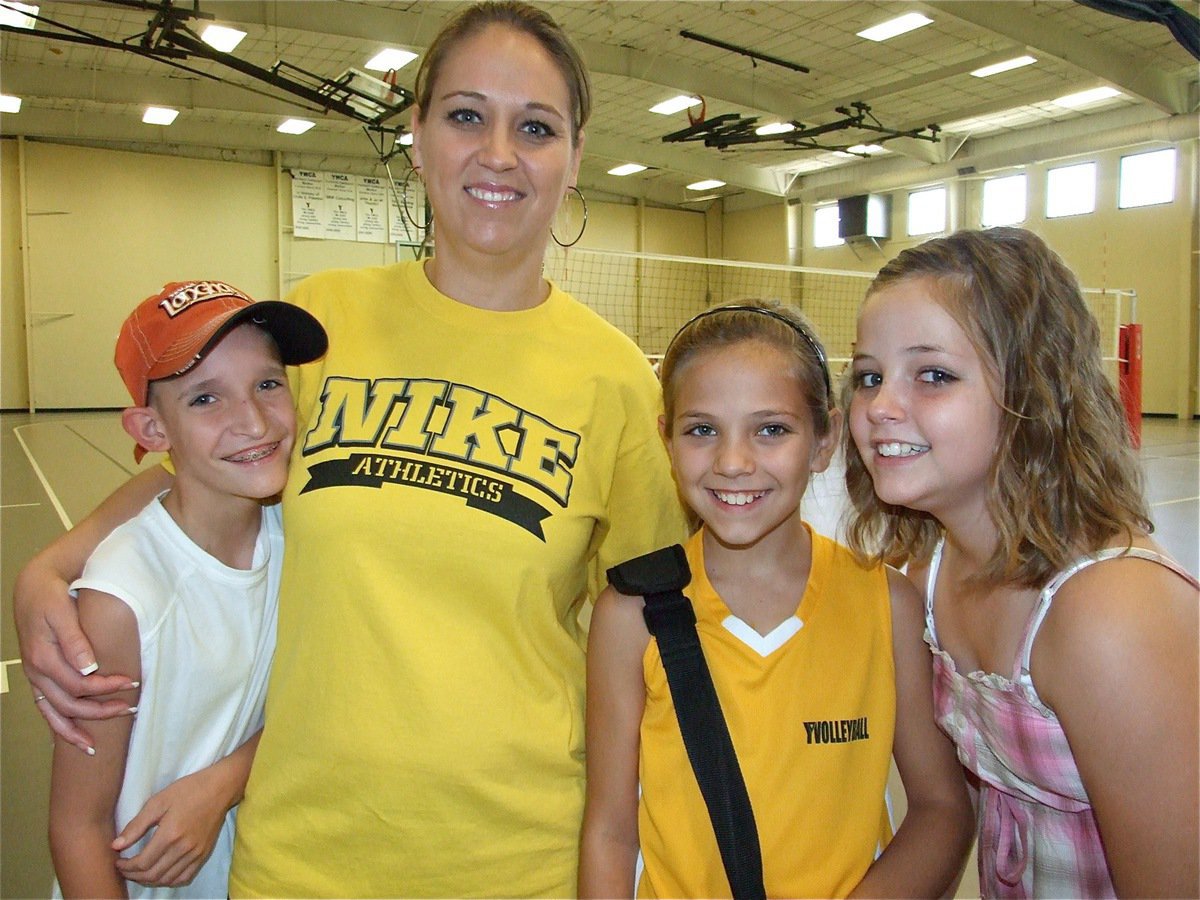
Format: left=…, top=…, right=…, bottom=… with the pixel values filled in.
left=721, top=614, right=804, bottom=657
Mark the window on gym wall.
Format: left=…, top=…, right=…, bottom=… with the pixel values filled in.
left=1046, top=161, right=1097, bottom=218
left=907, top=186, right=946, bottom=236
left=813, top=204, right=845, bottom=247
left=981, top=173, right=1027, bottom=227
left=1119, top=147, right=1176, bottom=209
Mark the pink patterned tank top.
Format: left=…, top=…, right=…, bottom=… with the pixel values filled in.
left=923, top=541, right=1198, bottom=898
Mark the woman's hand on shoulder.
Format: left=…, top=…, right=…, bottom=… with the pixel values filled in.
left=14, top=466, right=169, bottom=749
left=1033, top=555, right=1198, bottom=898
left=16, top=554, right=139, bottom=752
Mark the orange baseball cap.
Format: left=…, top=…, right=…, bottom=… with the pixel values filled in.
left=115, top=280, right=328, bottom=459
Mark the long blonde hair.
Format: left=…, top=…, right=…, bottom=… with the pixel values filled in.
left=842, top=227, right=1151, bottom=587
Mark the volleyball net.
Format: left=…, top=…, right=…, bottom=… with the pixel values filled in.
left=543, top=246, right=1135, bottom=387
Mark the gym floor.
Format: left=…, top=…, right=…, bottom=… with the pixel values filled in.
left=2, top=410, right=1196, bottom=899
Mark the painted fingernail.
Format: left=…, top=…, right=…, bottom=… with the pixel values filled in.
left=79, top=662, right=99, bottom=676
left=127, top=706, right=138, bottom=715
left=128, top=681, right=140, bottom=689
left=83, top=745, right=96, bottom=756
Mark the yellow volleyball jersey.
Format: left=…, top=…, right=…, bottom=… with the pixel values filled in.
left=637, top=526, right=896, bottom=898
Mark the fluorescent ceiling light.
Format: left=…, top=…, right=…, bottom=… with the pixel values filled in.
left=608, top=163, right=647, bottom=176
left=0, top=94, right=22, bottom=113
left=1053, top=86, right=1122, bottom=108
left=399, top=132, right=414, bottom=146
left=0, top=2, right=38, bottom=29
left=650, top=95, right=702, bottom=115
left=200, top=24, right=246, bottom=52
left=686, top=179, right=725, bottom=191
left=857, top=12, right=932, bottom=42
left=365, top=48, right=418, bottom=72
left=755, top=121, right=795, bottom=136
left=278, top=118, right=315, bottom=135
left=142, top=106, right=179, bottom=125
left=971, top=55, right=1036, bottom=78
left=846, top=143, right=886, bottom=155
left=832, top=151, right=857, bottom=159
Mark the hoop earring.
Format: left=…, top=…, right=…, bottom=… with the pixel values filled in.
left=400, top=166, right=429, bottom=236
left=551, top=185, right=588, bottom=248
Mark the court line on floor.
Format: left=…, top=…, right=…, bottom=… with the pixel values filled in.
left=1, top=502, right=41, bottom=510
left=65, top=421, right=139, bottom=475
left=13, top=426, right=73, bottom=531
left=1151, top=495, right=1200, bottom=507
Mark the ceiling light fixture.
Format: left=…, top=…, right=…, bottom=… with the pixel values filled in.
left=608, top=163, right=648, bottom=176
left=755, top=122, right=796, bottom=136
left=687, top=179, right=725, bottom=191
left=0, top=2, right=38, bottom=29
left=365, top=48, right=419, bottom=72
left=142, top=106, right=179, bottom=125
left=399, top=132, right=414, bottom=146
left=0, top=94, right=22, bottom=113
left=846, top=143, right=886, bottom=154
left=971, top=55, right=1037, bottom=78
left=278, top=118, right=315, bottom=134
left=200, top=24, right=246, bottom=53
left=1053, top=86, right=1122, bottom=108
left=650, top=95, right=702, bottom=116
left=857, top=13, right=933, bottom=42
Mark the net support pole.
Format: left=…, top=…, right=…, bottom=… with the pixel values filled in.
left=1118, top=323, right=1143, bottom=449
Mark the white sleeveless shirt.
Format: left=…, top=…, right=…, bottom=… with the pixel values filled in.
left=65, top=495, right=281, bottom=899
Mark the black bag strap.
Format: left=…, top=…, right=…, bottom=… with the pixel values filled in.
left=608, top=545, right=766, bottom=900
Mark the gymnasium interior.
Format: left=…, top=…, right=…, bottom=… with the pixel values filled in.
left=2, top=1, right=1197, bottom=897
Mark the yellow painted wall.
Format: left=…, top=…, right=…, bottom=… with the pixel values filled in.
left=2, top=139, right=1193, bottom=414
left=15, top=142, right=276, bottom=409
left=723, top=201, right=788, bottom=264
left=582, top=200, right=641, bottom=252
left=0, top=144, right=711, bottom=409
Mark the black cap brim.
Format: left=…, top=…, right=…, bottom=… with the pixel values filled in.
left=201, top=301, right=328, bottom=368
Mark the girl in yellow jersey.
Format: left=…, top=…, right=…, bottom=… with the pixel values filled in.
left=580, top=304, right=973, bottom=898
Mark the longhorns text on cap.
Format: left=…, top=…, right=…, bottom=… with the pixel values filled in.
left=158, top=281, right=252, bottom=317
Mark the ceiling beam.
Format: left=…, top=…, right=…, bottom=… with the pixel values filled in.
left=789, top=48, right=1028, bottom=122
left=578, top=41, right=806, bottom=118
left=924, top=0, right=1193, bottom=114
left=0, top=60, right=334, bottom=120
left=0, top=106, right=379, bottom=159
left=3, top=107, right=728, bottom=210
left=793, top=106, right=1196, bottom=202
left=204, top=0, right=446, bottom=46
left=584, top=132, right=788, bottom=196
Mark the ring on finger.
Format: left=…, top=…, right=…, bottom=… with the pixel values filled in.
left=34, top=694, right=47, bottom=703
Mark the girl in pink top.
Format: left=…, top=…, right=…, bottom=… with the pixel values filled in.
left=842, top=227, right=1198, bottom=898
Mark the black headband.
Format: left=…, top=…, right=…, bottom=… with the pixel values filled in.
left=664, top=305, right=833, bottom=402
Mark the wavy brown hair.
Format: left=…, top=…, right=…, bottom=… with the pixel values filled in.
left=413, top=1, right=592, bottom=146
left=842, top=227, right=1151, bottom=587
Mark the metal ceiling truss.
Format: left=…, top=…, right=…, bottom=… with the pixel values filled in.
left=1, top=0, right=415, bottom=154
left=662, top=102, right=941, bottom=154
left=677, top=29, right=811, bottom=75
